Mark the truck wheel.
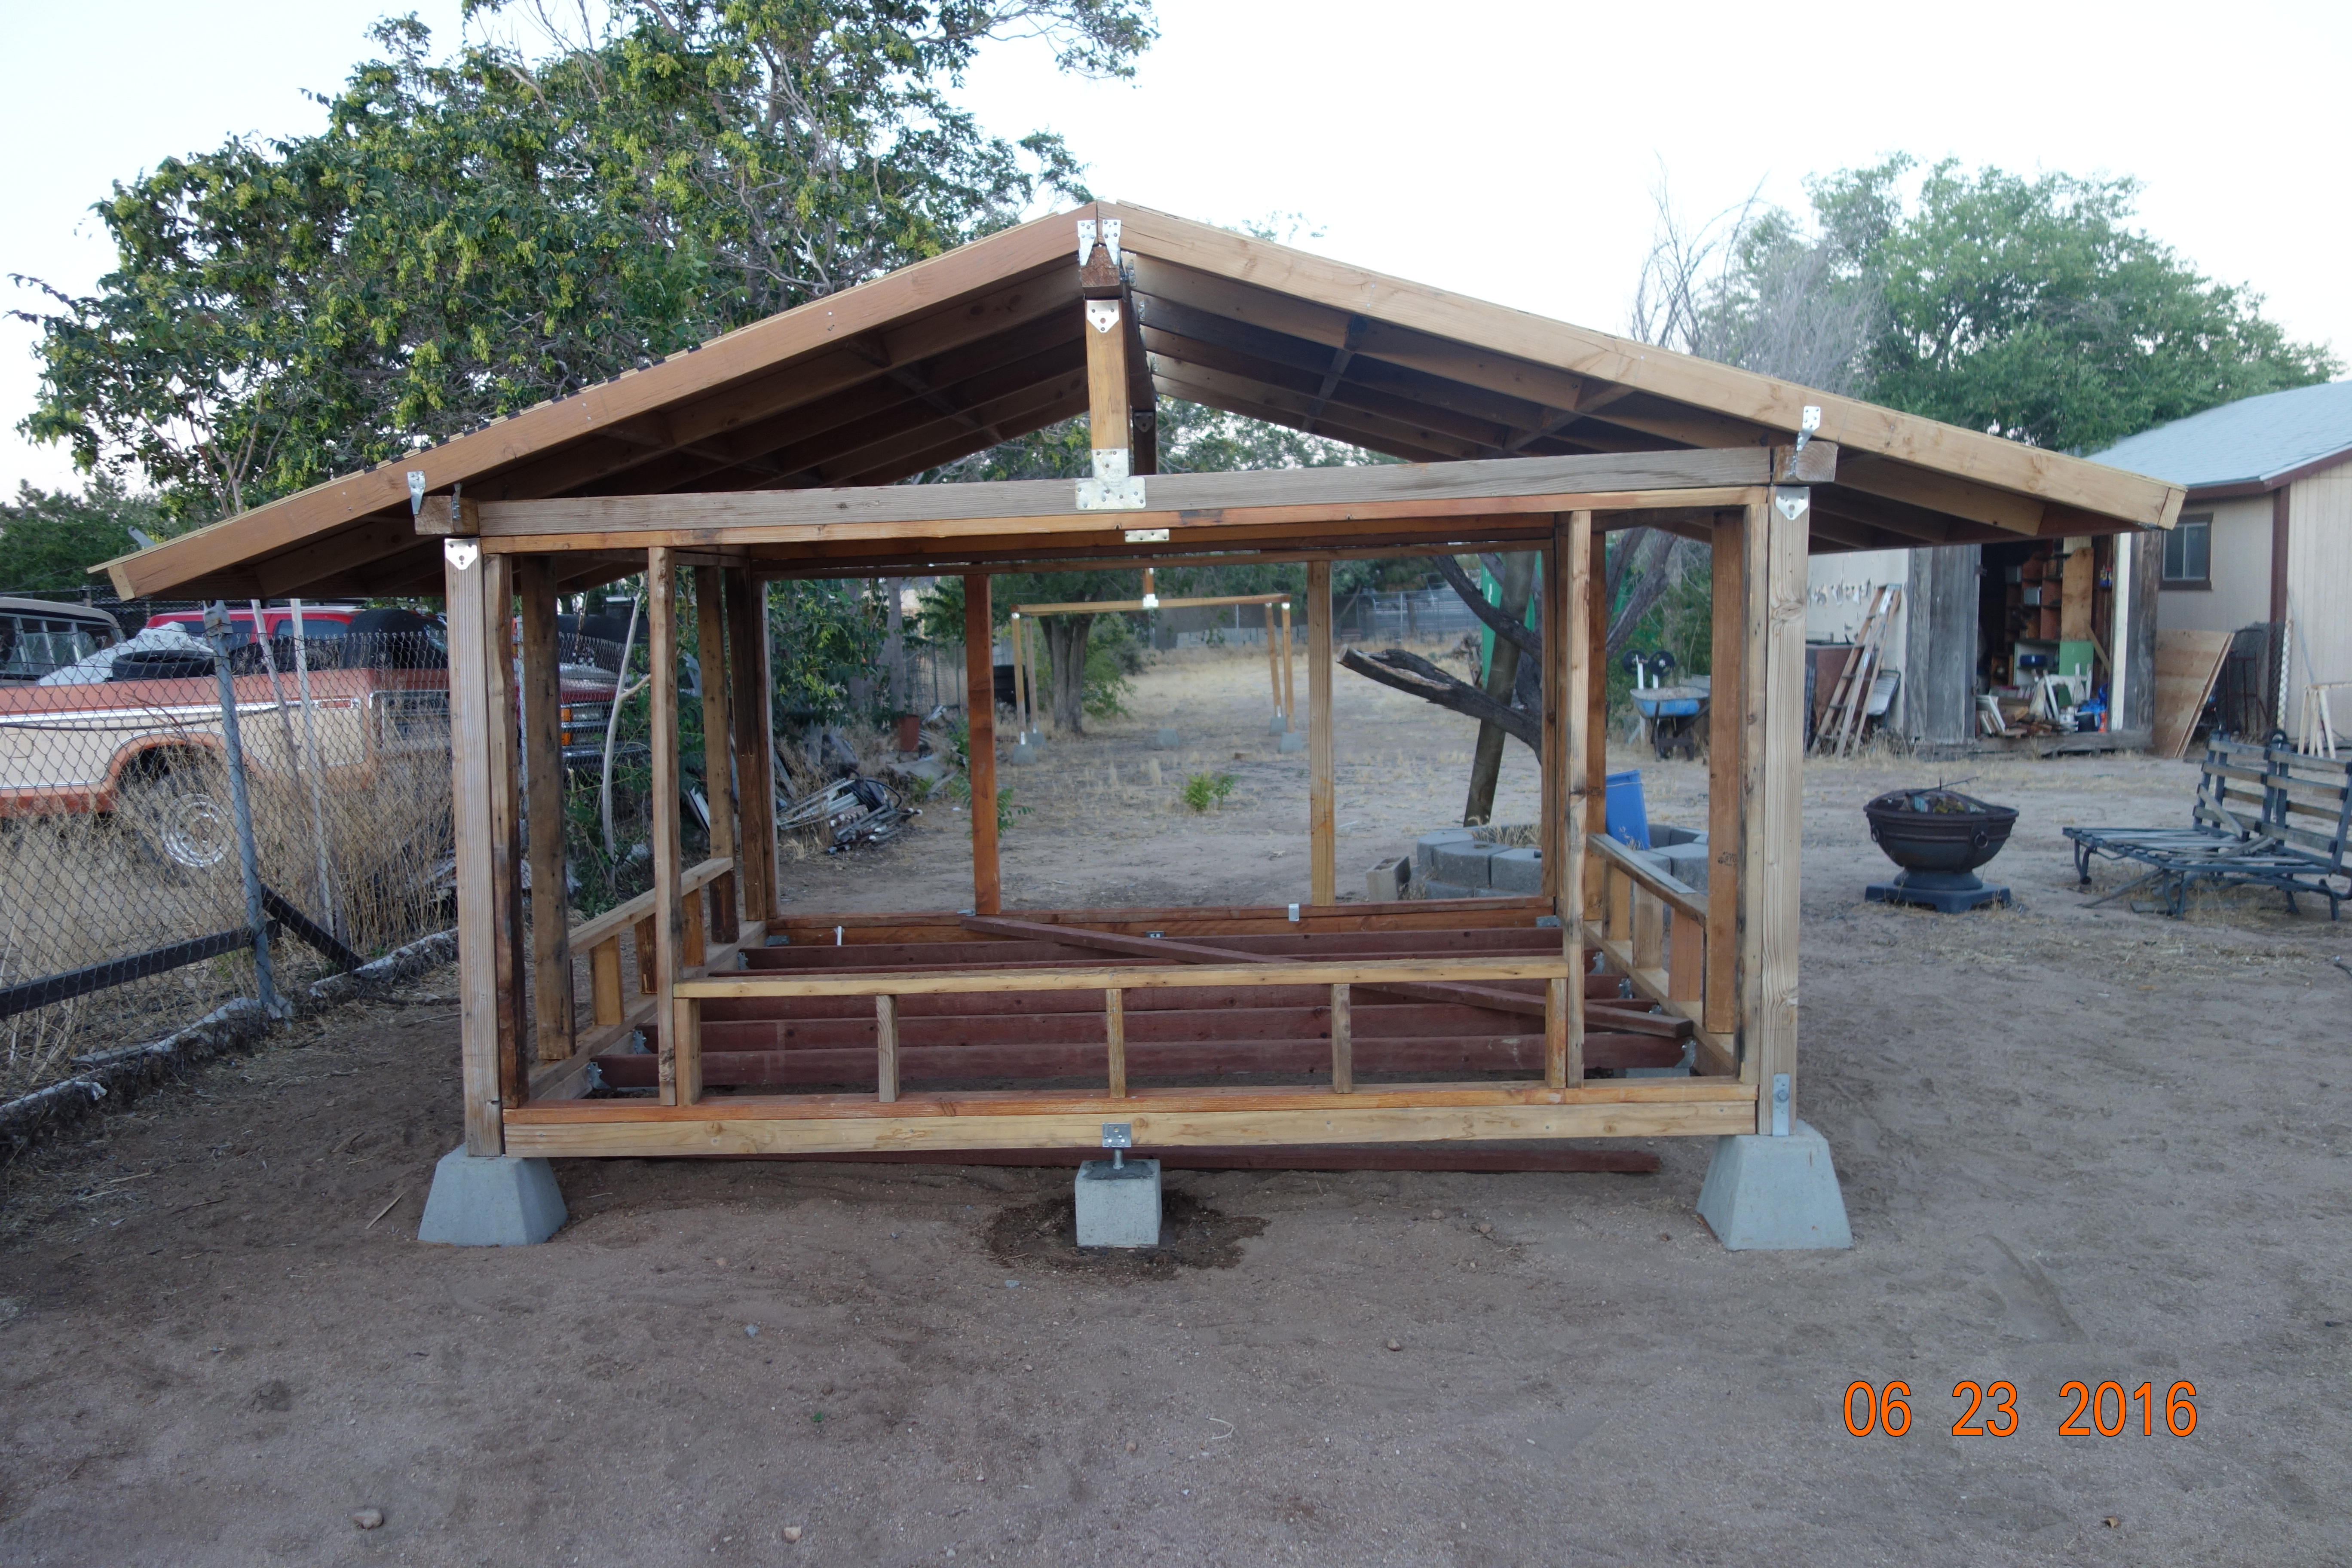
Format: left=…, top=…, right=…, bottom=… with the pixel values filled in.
left=119, top=763, right=234, bottom=870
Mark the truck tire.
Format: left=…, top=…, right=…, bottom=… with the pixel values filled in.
left=116, top=758, right=234, bottom=870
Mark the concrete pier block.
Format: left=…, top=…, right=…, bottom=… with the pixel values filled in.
left=418, top=1148, right=567, bottom=1246
left=1009, top=740, right=1037, bottom=765
left=1277, top=732, right=1306, bottom=753
left=1695, top=1121, right=1852, bottom=1250
left=1268, top=714, right=1289, bottom=734
left=1075, top=1157, right=1161, bottom=1247
left=1153, top=728, right=1179, bottom=749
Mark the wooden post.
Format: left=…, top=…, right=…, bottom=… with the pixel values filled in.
left=444, top=536, right=507, bottom=1155
left=1027, top=613, right=1045, bottom=736
left=1559, top=512, right=1592, bottom=1087
left=683, top=882, right=707, bottom=969
left=648, top=547, right=696, bottom=1106
left=1083, top=274, right=1133, bottom=470
left=1280, top=600, right=1295, bottom=731
left=694, top=568, right=739, bottom=944
left=1741, top=491, right=1807, bottom=1132
left=481, top=550, right=529, bottom=1106
left=1105, top=988, right=1127, bottom=1098
left=1329, top=982, right=1352, bottom=1093
left=590, top=940, right=624, bottom=1028
left=1263, top=603, right=1282, bottom=723
left=964, top=575, right=1001, bottom=915
left=1706, top=511, right=1745, bottom=1038
left=725, top=570, right=778, bottom=925
left=1009, top=614, right=1029, bottom=740
left=1544, top=976, right=1570, bottom=1091
left=1583, top=524, right=1610, bottom=922
left=1631, top=885, right=1666, bottom=979
left=516, top=555, right=575, bottom=1066
left=876, top=994, right=899, bottom=1102
left=1308, top=560, right=1336, bottom=904
left=1540, top=533, right=1565, bottom=900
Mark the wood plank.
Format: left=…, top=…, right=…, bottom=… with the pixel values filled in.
left=680, top=956, right=1574, bottom=999
left=1540, top=531, right=1563, bottom=899
left=517, top=556, right=576, bottom=1064
left=725, top=570, right=778, bottom=924
left=590, top=937, right=625, bottom=1028
left=965, top=574, right=1001, bottom=913
left=1262, top=602, right=1282, bottom=723
left=1706, top=509, right=1743, bottom=1037
left=1084, top=292, right=1131, bottom=460
left=1586, top=832, right=1707, bottom=922
left=1583, top=520, right=1609, bottom=921
left=1330, top=983, right=1353, bottom=1094
left=500, top=1095, right=1759, bottom=1158
left=737, top=1145, right=1665, bottom=1173
left=1309, top=559, right=1336, bottom=903
left=444, top=539, right=507, bottom=1156
left=472, top=448, right=1771, bottom=542
left=876, top=993, right=900, bottom=1103
left=1105, top=988, right=1127, bottom=1098
left=1280, top=601, right=1295, bottom=729
left=1544, top=976, right=1569, bottom=1090
left=480, top=550, right=530, bottom=1106
left=2152, top=629, right=2236, bottom=760
left=648, top=547, right=695, bottom=1106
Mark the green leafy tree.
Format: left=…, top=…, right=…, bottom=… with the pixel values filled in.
left=12, top=0, right=1155, bottom=523
left=0, top=477, right=176, bottom=591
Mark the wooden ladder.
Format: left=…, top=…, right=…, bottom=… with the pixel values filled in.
left=1813, top=584, right=1902, bottom=757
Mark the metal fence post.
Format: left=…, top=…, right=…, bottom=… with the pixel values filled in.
left=203, top=602, right=283, bottom=1018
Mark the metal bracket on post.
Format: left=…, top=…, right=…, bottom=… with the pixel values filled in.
left=1773, top=486, right=1811, bottom=523
left=407, top=471, right=428, bottom=516
left=1076, top=445, right=1145, bottom=510
left=1084, top=299, right=1121, bottom=335
left=1075, top=218, right=1121, bottom=268
left=1771, top=1073, right=1792, bottom=1137
left=1102, top=1121, right=1133, bottom=1171
left=1793, top=404, right=1822, bottom=453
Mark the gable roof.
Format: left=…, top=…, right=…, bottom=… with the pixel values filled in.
left=104, top=201, right=2183, bottom=600
left=2091, top=379, right=2352, bottom=498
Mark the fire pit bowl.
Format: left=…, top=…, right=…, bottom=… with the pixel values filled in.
left=1862, top=787, right=2017, bottom=913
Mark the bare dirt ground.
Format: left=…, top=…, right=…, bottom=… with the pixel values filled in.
left=4, top=649, right=2350, bottom=1566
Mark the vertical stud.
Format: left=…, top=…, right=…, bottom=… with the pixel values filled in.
left=1308, top=561, right=1336, bottom=904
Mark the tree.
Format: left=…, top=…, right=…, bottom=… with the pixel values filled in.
left=0, top=478, right=174, bottom=592
left=12, top=0, right=1156, bottom=524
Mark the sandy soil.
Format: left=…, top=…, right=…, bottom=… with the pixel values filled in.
left=4, top=649, right=2349, bottom=1566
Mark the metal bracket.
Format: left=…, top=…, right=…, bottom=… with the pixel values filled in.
left=1773, top=487, right=1811, bottom=522
left=1124, top=527, right=1170, bottom=544
left=1076, top=447, right=1144, bottom=510
left=1771, top=1073, right=1792, bottom=1137
left=444, top=538, right=480, bottom=572
left=1085, top=299, right=1121, bottom=335
left=1794, top=404, right=1822, bottom=453
left=1102, top=1120, right=1133, bottom=1171
left=1076, top=217, right=1121, bottom=267
left=407, top=471, right=428, bottom=516
left=1287, top=903, right=1301, bottom=923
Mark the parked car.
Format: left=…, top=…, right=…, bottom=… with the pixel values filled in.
left=0, top=598, right=125, bottom=684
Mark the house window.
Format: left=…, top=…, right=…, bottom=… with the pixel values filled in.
left=2162, top=514, right=2211, bottom=588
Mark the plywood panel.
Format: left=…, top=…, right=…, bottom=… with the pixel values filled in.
left=2151, top=629, right=2236, bottom=760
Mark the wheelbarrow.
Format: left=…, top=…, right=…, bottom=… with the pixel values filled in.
left=1634, top=677, right=1710, bottom=760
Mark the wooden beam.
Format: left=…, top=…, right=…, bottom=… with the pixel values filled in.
left=1084, top=290, right=1133, bottom=467
left=693, top=567, right=740, bottom=946
left=1705, top=511, right=1743, bottom=1038
left=444, top=540, right=506, bottom=1154
left=1741, top=493, right=1808, bottom=1129
left=477, top=449, right=1774, bottom=546
left=516, top=556, right=576, bottom=1066
left=964, top=574, right=1001, bottom=915
left=1559, top=511, right=1593, bottom=1087
left=648, top=548, right=696, bottom=1106
left=1329, top=983, right=1353, bottom=1093
left=1308, top=560, right=1335, bottom=904
left=725, top=570, right=779, bottom=925
left=1583, top=521, right=1609, bottom=923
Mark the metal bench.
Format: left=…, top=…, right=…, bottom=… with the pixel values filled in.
left=2066, top=738, right=2352, bottom=920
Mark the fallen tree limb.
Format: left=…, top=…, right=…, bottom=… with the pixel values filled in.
left=1430, top=554, right=1542, bottom=659
left=1338, top=647, right=1540, bottom=751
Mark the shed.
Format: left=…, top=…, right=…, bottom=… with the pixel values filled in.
left=2092, top=379, right=2352, bottom=747
left=98, top=205, right=2181, bottom=1233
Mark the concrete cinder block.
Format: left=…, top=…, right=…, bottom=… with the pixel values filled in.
left=1366, top=856, right=1408, bottom=902
left=1431, top=840, right=1501, bottom=886
left=1695, top=1120, right=1853, bottom=1250
left=1075, top=1158, right=1161, bottom=1247
left=1657, top=842, right=1711, bottom=893
left=1414, top=829, right=1476, bottom=877
left=418, top=1148, right=567, bottom=1246
left=1277, top=732, right=1306, bottom=753
left=1416, top=877, right=1482, bottom=900
left=1651, top=824, right=1706, bottom=847
left=1488, top=846, right=1544, bottom=894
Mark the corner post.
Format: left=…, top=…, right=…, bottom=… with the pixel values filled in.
left=648, top=548, right=696, bottom=1106
left=444, top=535, right=507, bottom=1154
left=1706, top=510, right=1746, bottom=1039
left=1740, top=491, right=1807, bottom=1132
left=1557, top=511, right=1592, bottom=1087
left=725, top=570, right=778, bottom=925
left=1583, top=523, right=1610, bottom=922
left=693, top=566, right=739, bottom=945
left=480, top=546, right=528, bottom=1110
left=516, top=555, right=575, bottom=1066
left=964, top=573, right=1001, bottom=915
left=1308, top=560, right=1336, bottom=904
left=1539, top=527, right=1564, bottom=900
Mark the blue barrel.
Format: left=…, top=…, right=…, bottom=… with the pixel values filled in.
left=1605, top=770, right=1650, bottom=850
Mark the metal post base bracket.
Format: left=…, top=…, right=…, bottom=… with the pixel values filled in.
left=418, top=1147, right=568, bottom=1246
left=1695, top=1120, right=1853, bottom=1251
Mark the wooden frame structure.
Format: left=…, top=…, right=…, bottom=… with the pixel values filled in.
left=103, top=204, right=2182, bottom=1167
left=1013, top=589, right=1295, bottom=737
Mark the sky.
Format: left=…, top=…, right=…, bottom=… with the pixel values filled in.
left=3, top=0, right=2346, bottom=497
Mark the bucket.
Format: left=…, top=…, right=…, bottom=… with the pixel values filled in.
left=1605, top=770, right=1650, bottom=850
